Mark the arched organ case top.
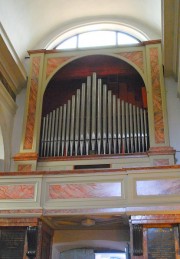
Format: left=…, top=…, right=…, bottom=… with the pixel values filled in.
left=39, top=73, right=149, bottom=157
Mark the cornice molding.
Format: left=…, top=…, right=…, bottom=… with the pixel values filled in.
left=0, top=81, right=17, bottom=115
left=0, top=23, right=27, bottom=94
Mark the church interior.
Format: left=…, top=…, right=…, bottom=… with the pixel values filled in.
left=0, top=0, right=180, bottom=258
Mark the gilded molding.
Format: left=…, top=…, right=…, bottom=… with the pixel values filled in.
left=14, top=152, right=38, bottom=161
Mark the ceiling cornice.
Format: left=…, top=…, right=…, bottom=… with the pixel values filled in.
left=162, top=0, right=180, bottom=81
left=0, top=23, right=27, bottom=95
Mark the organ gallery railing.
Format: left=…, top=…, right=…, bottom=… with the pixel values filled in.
left=39, top=73, right=149, bottom=157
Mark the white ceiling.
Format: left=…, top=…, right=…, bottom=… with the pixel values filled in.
left=0, top=0, right=161, bottom=62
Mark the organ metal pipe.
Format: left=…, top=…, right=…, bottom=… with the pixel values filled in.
left=129, top=103, right=134, bottom=153
left=112, top=95, right=117, bottom=154
left=75, top=89, right=80, bottom=155
left=133, top=105, right=138, bottom=153
left=140, top=108, right=145, bottom=152
left=61, top=104, right=67, bottom=156
left=121, top=100, right=125, bottom=153
left=65, top=100, right=71, bottom=156
left=91, top=73, right=97, bottom=151
left=40, top=116, right=46, bottom=157
left=102, top=84, right=107, bottom=154
left=136, top=107, right=141, bottom=152
left=70, top=95, right=75, bottom=156
left=117, top=99, right=121, bottom=153
left=144, top=110, right=148, bottom=150
left=53, top=108, right=59, bottom=156
left=86, top=76, right=91, bottom=155
left=50, top=110, right=56, bottom=156
left=125, top=102, right=130, bottom=153
left=80, top=83, right=85, bottom=155
left=47, top=112, right=52, bottom=156
left=108, top=90, right=112, bottom=154
left=57, top=107, right=62, bottom=156
left=97, top=79, right=102, bottom=154
left=43, top=115, right=49, bottom=157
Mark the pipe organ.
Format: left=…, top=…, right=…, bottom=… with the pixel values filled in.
left=39, top=73, right=149, bottom=157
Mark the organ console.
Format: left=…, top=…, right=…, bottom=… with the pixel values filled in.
left=39, top=73, right=149, bottom=157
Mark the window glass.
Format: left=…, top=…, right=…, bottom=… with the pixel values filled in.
left=78, top=31, right=116, bottom=48
left=56, top=35, right=77, bottom=49
left=55, top=30, right=140, bottom=50
left=117, top=32, right=139, bottom=45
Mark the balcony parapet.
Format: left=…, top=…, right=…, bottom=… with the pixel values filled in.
left=0, top=165, right=180, bottom=217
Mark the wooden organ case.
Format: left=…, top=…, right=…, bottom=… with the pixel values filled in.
left=14, top=42, right=175, bottom=171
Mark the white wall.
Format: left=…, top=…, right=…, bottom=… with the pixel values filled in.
left=0, top=127, right=4, bottom=171
left=0, top=127, right=4, bottom=160
left=165, top=77, right=180, bottom=164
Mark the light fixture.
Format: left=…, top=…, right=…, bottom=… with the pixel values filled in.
left=81, top=218, right=95, bottom=227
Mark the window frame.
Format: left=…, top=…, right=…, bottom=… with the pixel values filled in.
left=55, top=30, right=141, bottom=50
left=46, top=23, right=148, bottom=50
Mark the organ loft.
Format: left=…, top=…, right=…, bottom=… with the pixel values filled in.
left=10, top=41, right=178, bottom=258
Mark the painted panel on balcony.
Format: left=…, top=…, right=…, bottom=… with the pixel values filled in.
left=136, top=179, right=180, bottom=196
left=48, top=182, right=121, bottom=199
left=0, top=184, right=35, bottom=199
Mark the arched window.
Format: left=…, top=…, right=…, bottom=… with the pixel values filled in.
left=47, top=23, right=148, bottom=50
left=55, top=31, right=140, bottom=50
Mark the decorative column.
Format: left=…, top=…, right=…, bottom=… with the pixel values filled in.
left=145, top=43, right=175, bottom=166
left=117, top=41, right=175, bottom=166
left=13, top=51, right=45, bottom=171
left=13, top=50, right=74, bottom=172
